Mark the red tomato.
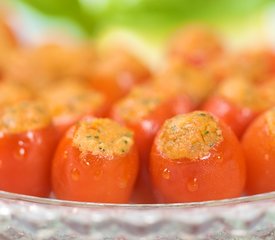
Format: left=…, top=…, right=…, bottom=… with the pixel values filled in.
left=150, top=111, right=246, bottom=203
left=0, top=101, right=56, bottom=197
left=154, top=60, right=215, bottom=107
left=242, top=108, right=275, bottom=195
left=202, top=95, right=259, bottom=138
left=52, top=118, right=139, bottom=203
left=202, top=77, right=265, bottom=138
left=89, top=50, right=151, bottom=105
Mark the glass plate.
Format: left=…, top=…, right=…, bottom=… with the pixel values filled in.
left=1, top=191, right=275, bottom=239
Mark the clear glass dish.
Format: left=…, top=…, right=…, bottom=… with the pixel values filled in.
left=1, top=191, right=275, bottom=239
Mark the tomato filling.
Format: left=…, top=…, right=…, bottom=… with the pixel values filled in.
left=72, top=118, right=134, bottom=158
left=217, top=77, right=264, bottom=111
left=0, top=82, right=33, bottom=107
left=157, top=111, right=223, bottom=160
left=41, top=82, right=104, bottom=119
left=114, top=85, right=166, bottom=123
left=0, top=101, right=51, bottom=133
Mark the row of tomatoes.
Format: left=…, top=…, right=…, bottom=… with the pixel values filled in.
left=0, top=78, right=274, bottom=204
left=1, top=18, right=275, bottom=203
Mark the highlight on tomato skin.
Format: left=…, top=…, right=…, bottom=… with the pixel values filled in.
left=52, top=118, right=139, bottom=203
left=40, top=81, right=108, bottom=141
left=202, top=77, right=266, bottom=138
left=242, top=108, right=275, bottom=195
left=89, top=49, right=151, bottom=105
left=150, top=111, right=246, bottom=203
left=0, top=101, right=56, bottom=197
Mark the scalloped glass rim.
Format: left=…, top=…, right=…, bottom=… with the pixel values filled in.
left=1, top=190, right=275, bottom=208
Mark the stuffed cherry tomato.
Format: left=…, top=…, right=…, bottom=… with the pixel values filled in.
left=40, top=81, right=107, bottom=140
left=154, top=60, right=215, bottom=108
left=0, top=101, right=56, bottom=197
left=242, top=108, right=275, bottom=195
left=202, top=77, right=265, bottom=138
left=111, top=85, right=186, bottom=203
left=52, top=118, right=139, bottom=203
left=168, top=25, right=224, bottom=67
left=89, top=49, right=151, bottom=105
left=150, top=111, right=246, bottom=203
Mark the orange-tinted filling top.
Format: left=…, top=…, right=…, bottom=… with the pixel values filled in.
left=72, top=118, right=134, bottom=158
left=0, top=101, right=51, bottom=133
left=41, top=82, right=104, bottom=119
left=217, top=76, right=264, bottom=111
left=157, top=111, right=223, bottom=160
left=114, top=85, right=166, bottom=123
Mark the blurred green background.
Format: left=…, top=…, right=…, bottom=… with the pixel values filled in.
left=14, top=0, right=275, bottom=37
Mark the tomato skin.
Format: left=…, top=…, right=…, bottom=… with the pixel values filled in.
left=168, top=95, right=195, bottom=116
left=150, top=120, right=246, bottom=203
left=202, top=96, right=259, bottom=138
left=242, top=111, right=275, bottom=195
left=0, top=126, right=56, bottom=197
left=52, top=127, right=139, bottom=203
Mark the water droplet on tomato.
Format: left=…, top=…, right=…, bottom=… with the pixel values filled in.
left=187, top=177, right=199, bottom=192
left=63, top=150, right=68, bottom=159
left=217, top=155, right=223, bottom=163
left=14, top=140, right=29, bottom=160
left=162, top=168, right=170, bottom=180
left=80, top=154, right=92, bottom=166
left=14, top=139, right=30, bottom=160
left=71, top=168, right=80, bottom=181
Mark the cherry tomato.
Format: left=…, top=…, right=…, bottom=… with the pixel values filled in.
left=40, top=81, right=108, bottom=140
left=150, top=111, right=246, bottom=203
left=242, top=108, right=275, bottom=195
left=168, top=25, right=224, bottom=67
left=0, top=101, right=56, bottom=197
left=154, top=60, right=215, bottom=107
left=110, top=84, right=194, bottom=203
left=52, top=118, right=139, bottom=203
left=202, top=77, right=265, bottom=138
left=89, top=49, right=151, bottom=105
